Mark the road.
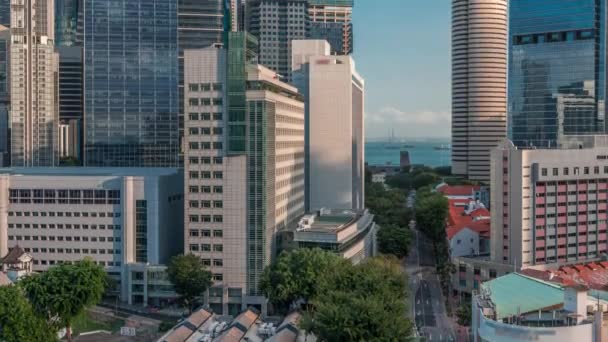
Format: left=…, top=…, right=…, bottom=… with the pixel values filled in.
left=406, top=191, right=457, bottom=342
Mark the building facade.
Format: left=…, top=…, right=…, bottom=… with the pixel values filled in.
left=55, top=0, right=81, bottom=47
left=0, top=25, right=8, bottom=167
left=509, top=0, right=607, bottom=148
left=292, top=40, right=364, bottom=210
left=308, top=0, right=353, bottom=55
left=0, top=0, right=8, bottom=27
left=83, top=0, right=179, bottom=167
left=246, top=0, right=308, bottom=83
left=491, top=138, right=608, bottom=269
left=451, top=0, right=507, bottom=182
left=57, top=46, right=83, bottom=163
left=183, top=34, right=305, bottom=315
left=177, top=0, right=226, bottom=162
left=10, top=0, right=59, bottom=167
left=0, top=167, right=184, bottom=305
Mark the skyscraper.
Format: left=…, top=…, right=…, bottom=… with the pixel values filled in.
left=10, top=0, right=59, bottom=167
left=177, top=0, right=226, bottom=161
left=0, top=0, right=9, bottom=27
left=183, top=33, right=305, bottom=315
left=0, top=25, right=8, bottom=166
left=83, top=0, right=179, bottom=167
left=292, top=40, right=364, bottom=211
left=451, top=0, right=507, bottom=182
left=308, top=0, right=353, bottom=55
left=509, top=0, right=606, bottom=148
left=246, top=0, right=308, bottom=82
left=55, top=0, right=80, bottom=46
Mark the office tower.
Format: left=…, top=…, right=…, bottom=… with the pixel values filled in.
left=10, top=0, right=59, bottom=167
left=292, top=40, right=365, bottom=211
left=451, top=0, right=507, bottom=182
left=57, top=46, right=83, bottom=163
left=55, top=0, right=80, bottom=46
left=83, top=0, right=179, bottom=167
left=509, top=0, right=606, bottom=149
left=177, top=0, right=226, bottom=161
left=183, top=33, right=305, bottom=315
left=0, top=167, right=184, bottom=306
left=490, top=137, right=608, bottom=268
left=247, top=0, right=308, bottom=82
left=308, top=0, right=353, bottom=55
left=0, top=25, right=8, bottom=167
left=0, top=0, right=8, bottom=27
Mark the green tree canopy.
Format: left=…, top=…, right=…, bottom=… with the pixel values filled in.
left=311, top=257, right=413, bottom=341
left=166, top=254, right=213, bottom=313
left=260, top=248, right=348, bottom=314
left=415, top=191, right=449, bottom=243
left=376, top=224, right=412, bottom=259
left=20, top=259, right=106, bottom=342
left=0, top=285, right=57, bottom=342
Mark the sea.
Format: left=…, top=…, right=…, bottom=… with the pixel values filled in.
left=365, top=141, right=451, bottom=167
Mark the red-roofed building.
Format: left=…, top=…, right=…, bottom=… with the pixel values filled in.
left=445, top=191, right=491, bottom=257
left=521, top=261, right=608, bottom=291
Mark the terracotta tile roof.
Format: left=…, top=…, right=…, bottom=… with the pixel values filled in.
left=437, top=185, right=481, bottom=197
left=522, top=261, right=608, bottom=291
left=447, top=219, right=490, bottom=240
left=0, top=246, right=25, bottom=264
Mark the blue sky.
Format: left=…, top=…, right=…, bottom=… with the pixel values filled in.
left=353, top=0, right=451, bottom=140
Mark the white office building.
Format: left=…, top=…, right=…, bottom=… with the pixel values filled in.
left=292, top=39, right=365, bottom=211
left=0, top=167, right=184, bottom=305
left=183, top=33, right=305, bottom=316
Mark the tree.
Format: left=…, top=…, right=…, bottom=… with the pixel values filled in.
left=376, top=224, right=411, bottom=259
left=412, top=172, right=439, bottom=189
left=0, top=286, right=57, bottom=342
left=166, top=254, right=213, bottom=314
left=310, top=257, right=414, bottom=341
left=20, top=259, right=106, bottom=342
left=415, top=192, right=449, bottom=243
left=456, top=302, right=472, bottom=326
left=260, top=248, right=348, bottom=314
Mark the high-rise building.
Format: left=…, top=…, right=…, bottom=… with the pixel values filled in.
left=308, top=0, right=353, bottom=55
left=246, top=0, right=308, bottom=82
left=490, top=137, right=608, bottom=268
left=57, top=46, right=83, bottom=164
left=509, top=0, right=606, bottom=149
left=83, top=0, right=179, bottom=167
left=183, top=33, right=305, bottom=315
left=0, top=25, right=8, bottom=167
left=0, top=0, right=8, bottom=27
left=55, top=0, right=80, bottom=46
left=10, top=0, right=59, bottom=167
left=292, top=40, right=364, bottom=211
left=451, top=0, right=507, bottom=182
left=177, top=0, right=226, bottom=162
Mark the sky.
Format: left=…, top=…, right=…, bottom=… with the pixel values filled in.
left=353, top=0, right=451, bottom=140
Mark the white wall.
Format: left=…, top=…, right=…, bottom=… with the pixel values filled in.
left=450, top=228, right=480, bottom=257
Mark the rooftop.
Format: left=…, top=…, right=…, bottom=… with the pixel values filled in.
left=446, top=199, right=490, bottom=240
left=0, top=246, right=27, bottom=264
left=294, top=209, right=373, bottom=244
left=521, top=261, right=608, bottom=291
left=436, top=184, right=481, bottom=197
left=481, top=273, right=565, bottom=320
left=0, top=167, right=181, bottom=177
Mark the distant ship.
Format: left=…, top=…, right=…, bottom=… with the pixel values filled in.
left=383, top=129, right=415, bottom=149
left=434, top=144, right=451, bottom=151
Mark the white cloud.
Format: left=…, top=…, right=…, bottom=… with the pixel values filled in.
left=365, top=107, right=451, bottom=139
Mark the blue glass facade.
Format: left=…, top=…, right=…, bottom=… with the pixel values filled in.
left=84, top=0, right=179, bottom=167
left=0, top=0, right=8, bottom=27
left=309, top=22, right=351, bottom=55
left=56, top=0, right=81, bottom=46
left=509, top=0, right=607, bottom=148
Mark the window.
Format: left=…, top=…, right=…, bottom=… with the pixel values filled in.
left=189, top=84, right=199, bottom=92
left=213, top=230, right=223, bottom=238
left=202, top=259, right=212, bottom=267
left=213, top=215, right=223, bottom=223
left=213, top=113, right=222, bottom=120
left=201, top=244, right=211, bottom=252
left=564, top=167, right=569, bottom=176
left=189, top=98, right=199, bottom=106
left=189, top=244, right=199, bottom=252
left=585, top=167, right=590, bottom=175
left=213, top=83, right=222, bottom=91
left=553, top=168, right=558, bottom=176
left=213, top=244, right=223, bottom=252
left=202, top=230, right=211, bottom=237
left=214, top=201, right=223, bottom=208
left=214, top=186, right=223, bottom=194
left=595, top=166, right=600, bottom=174
left=213, top=157, right=223, bottom=164
left=201, top=83, right=211, bottom=91
left=213, top=172, right=223, bottom=179
left=542, top=168, right=547, bottom=176
left=213, top=259, right=223, bottom=267
left=189, top=113, right=199, bottom=121
left=574, top=167, right=580, bottom=175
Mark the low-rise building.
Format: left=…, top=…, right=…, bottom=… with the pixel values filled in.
left=0, top=245, right=32, bottom=283
left=0, top=167, right=184, bottom=306
left=447, top=199, right=491, bottom=258
left=472, top=272, right=608, bottom=342
left=287, top=209, right=376, bottom=264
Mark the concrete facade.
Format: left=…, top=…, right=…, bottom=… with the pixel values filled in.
left=10, top=0, right=59, bottom=166
left=292, top=40, right=364, bottom=211
left=0, top=167, right=184, bottom=305
left=184, top=45, right=305, bottom=315
left=491, top=139, right=608, bottom=269
left=451, top=0, right=507, bottom=182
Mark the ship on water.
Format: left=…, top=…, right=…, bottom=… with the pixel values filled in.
left=383, top=128, right=415, bottom=149
left=433, top=144, right=451, bottom=151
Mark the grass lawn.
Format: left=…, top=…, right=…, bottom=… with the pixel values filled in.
left=71, top=312, right=124, bottom=336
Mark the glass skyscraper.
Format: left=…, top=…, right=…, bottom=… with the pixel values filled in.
left=0, top=0, right=8, bottom=27
left=83, top=0, right=179, bottom=167
left=56, top=0, right=81, bottom=46
left=509, top=0, right=607, bottom=148
left=308, top=0, right=354, bottom=55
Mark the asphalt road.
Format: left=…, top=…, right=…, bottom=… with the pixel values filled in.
left=406, top=191, right=458, bottom=342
